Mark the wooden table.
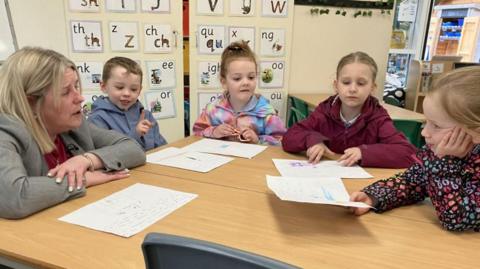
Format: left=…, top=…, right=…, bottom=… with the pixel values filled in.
left=138, top=136, right=405, bottom=194
left=1, top=169, right=479, bottom=269
left=290, top=93, right=426, bottom=122
left=138, top=137, right=439, bottom=224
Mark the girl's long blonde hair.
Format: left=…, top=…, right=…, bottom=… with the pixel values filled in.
left=429, top=66, right=480, bottom=131
left=0, top=47, right=79, bottom=153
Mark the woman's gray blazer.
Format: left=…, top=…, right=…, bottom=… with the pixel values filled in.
left=0, top=115, right=146, bottom=219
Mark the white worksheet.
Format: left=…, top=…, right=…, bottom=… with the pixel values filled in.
left=181, top=138, right=267, bottom=159
left=266, top=175, right=371, bottom=208
left=59, top=183, right=197, bottom=237
left=147, top=147, right=187, bottom=163
left=272, top=159, right=373, bottom=179
left=156, top=151, right=233, bottom=172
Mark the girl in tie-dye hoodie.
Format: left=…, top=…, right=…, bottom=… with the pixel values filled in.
left=193, top=41, right=286, bottom=145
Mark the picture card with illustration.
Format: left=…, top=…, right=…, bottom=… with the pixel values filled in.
left=106, top=0, right=136, bottom=12
left=260, top=90, right=286, bottom=120
left=70, top=20, right=103, bottom=52
left=198, top=91, right=223, bottom=115
left=68, top=0, right=100, bottom=12
left=261, top=0, right=288, bottom=17
left=259, top=28, right=285, bottom=57
left=229, top=0, right=255, bottom=16
left=259, top=61, right=285, bottom=88
left=141, top=0, right=170, bottom=13
left=75, top=61, right=103, bottom=90
left=82, top=92, right=105, bottom=117
left=197, top=25, right=226, bottom=55
left=145, top=60, right=176, bottom=89
left=197, top=61, right=221, bottom=88
left=228, top=27, right=255, bottom=51
left=143, top=24, right=173, bottom=53
left=197, top=0, right=224, bottom=15
left=109, top=21, right=139, bottom=52
left=144, top=90, right=176, bottom=119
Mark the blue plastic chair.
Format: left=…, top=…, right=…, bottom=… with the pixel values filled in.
left=142, top=233, right=300, bottom=269
left=393, top=119, right=424, bottom=148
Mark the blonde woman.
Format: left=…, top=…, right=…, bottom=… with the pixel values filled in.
left=0, top=47, right=145, bottom=219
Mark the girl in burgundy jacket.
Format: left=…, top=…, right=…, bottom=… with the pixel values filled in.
left=282, top=52, right=416, bottom=168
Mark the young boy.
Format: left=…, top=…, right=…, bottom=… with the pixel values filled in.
left=88, top=57, right=166, bottom=151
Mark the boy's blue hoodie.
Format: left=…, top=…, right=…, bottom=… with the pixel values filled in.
left=88, top=96, right=167, bottom=151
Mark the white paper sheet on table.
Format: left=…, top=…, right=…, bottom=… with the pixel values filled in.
left=272, top=159, right=373, bottom=179
left=59, top=183, right=198, bottom=237
left=155, top=152, right=233, bottom=173
left=181, top=138, right=267, bottom=159
left=266, top=175, right=371, bottom=208
left=147, top=147, right=187, bottom=163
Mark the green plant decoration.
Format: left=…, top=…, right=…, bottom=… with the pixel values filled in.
left=334, top=9, right=347, bottom=16
left=296, top=0, right=393, bottom=10
left=302, top=0, right=392, bottom=18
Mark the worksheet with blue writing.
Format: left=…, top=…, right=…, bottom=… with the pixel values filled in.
left=182, top=138, right=267, bottom=159
left=266, top=175, right=371, bottom=208
left=272, top=159, right=373, bottom=179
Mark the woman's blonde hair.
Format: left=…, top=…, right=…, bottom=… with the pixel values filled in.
left=0, top=47, right=79, bottom=153
left=429, top=66, right=480, bottom=130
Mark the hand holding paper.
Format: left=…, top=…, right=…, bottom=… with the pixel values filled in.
left=266, top=175, right=372, bottom=208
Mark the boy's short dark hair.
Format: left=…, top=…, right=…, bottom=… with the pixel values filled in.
left=102, top=57, right=143, bottom=84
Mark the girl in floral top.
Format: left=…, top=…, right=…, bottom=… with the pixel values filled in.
left=350, top=66, right=480, bottom=231
left=193, top=41, right=286, bottom=145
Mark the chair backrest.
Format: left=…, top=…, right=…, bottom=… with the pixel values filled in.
left=287, top=96, right=309, bottom=128
left=384, top=96, right=401, bottom=107
left=287, top=107, right=308, bottom=128
left=290, top=97, right=309, bottom=116
left=142, top=233, right=300, bottom=269
left=393, top=119, right=424, bottom=148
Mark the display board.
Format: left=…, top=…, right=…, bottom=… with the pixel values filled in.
left=65, top=0, right=184, bottom=142
left=189, top=0, right=295, bottom=130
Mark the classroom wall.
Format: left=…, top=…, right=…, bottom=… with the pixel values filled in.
left=6, top=0, right=185, bottom=143
left=288, top=5, right=394, bottom=99
left=8, top=0, right=68, bottom=54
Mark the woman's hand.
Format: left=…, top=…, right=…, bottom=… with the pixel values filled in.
left=349, top=192, right=373, bottom=216
left=338, top=147, right=362, bottom=166
left=84, top=169, right=130, bottom=187
left=212, top=124, right=239, bottom=138
left=239, top=128, right=259, bottom=144
left=48, top=155, right=92, bottom=192
left=435, top=127, right=473, bottom=159
left=306, top=143, right=335, bottom=164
